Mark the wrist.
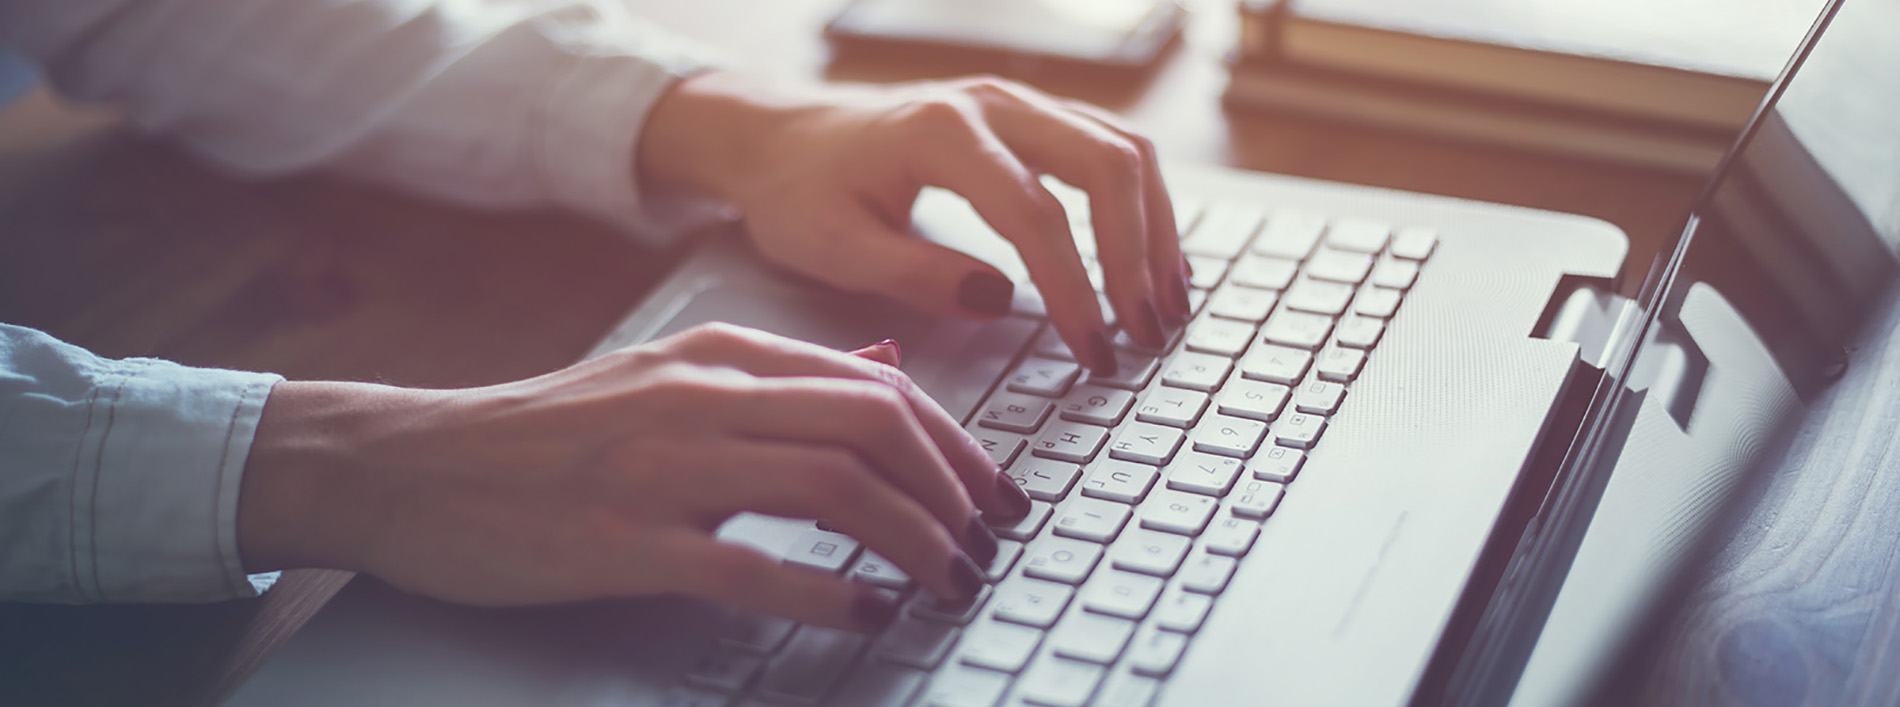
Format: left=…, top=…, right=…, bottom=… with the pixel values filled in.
left=237, top=380, right=439, bottom=574
left=636, top=70, right=822, bottom=204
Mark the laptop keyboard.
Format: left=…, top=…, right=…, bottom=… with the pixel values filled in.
left=667, top=195, right=1438, bottom=707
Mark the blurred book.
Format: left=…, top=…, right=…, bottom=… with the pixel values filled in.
left=1228, top=0, right=1821, bottom=173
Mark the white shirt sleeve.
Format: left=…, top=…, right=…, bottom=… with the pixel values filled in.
left=0, top=324, right=283, bottom=603
left=0, top=0, right=729, bottom=245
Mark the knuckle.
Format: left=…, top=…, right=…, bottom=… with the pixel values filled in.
left=903, top=97, right=978, bottom=137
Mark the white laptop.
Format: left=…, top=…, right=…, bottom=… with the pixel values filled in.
left=224, top=0, right=1899, bottom=704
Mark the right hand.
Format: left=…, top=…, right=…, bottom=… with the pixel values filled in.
left=237, top=323, right=1033, bottom=631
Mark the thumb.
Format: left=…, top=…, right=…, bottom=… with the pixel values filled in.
left=772, top=205, right=1017, bottom=321
left=847, top=339, right=902, bottom=367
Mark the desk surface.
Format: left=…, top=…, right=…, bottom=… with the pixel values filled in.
left=0, top=1, right=1893, bottom=705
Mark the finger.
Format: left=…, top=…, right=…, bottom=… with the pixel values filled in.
left=667, top=440, right=989, bottom=602
left=891, top=98, right=1118, bottom=376
left=1062, top=99, right=1194, bottom=323
left=656, top=532, right=903, bottom=632
left=769, top=201, right=1019, bottom=322
left=666, top=325, right=1034, bottom=522
left=964, top=81, right=1169, bottom=348
left=848, top=338, right=902, bottom=368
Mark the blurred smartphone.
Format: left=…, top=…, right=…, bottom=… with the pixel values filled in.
left=825, top=0, right=1187, bottom=74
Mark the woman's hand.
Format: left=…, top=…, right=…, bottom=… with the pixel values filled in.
left=237, top=324, right=1033, bottom=631
left=638, top=72, right=1193, bottom=376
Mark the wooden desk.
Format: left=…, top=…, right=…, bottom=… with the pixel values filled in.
left=2, top=1, right=1887, bottom=705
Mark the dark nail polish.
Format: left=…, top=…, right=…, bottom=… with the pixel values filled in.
left=874, top=338, right=901, bottom=363
left=1086, top=329, right=1119, bottom=377
left=964, top=515, right=1000, bottom=566
left=949, top=554, right=986, bottom=602
left=956, top=272, right=1014, bottom=318
left=1171, top=268, right=1193, bottom=320
left=991, top=473, right=1033, bottom=521
left=1137, top=298, right=1166, bottom=348
left=850, top=591, right=900, bottom=632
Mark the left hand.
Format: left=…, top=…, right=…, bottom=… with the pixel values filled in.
left=637, top=72, right=1193, bottom=376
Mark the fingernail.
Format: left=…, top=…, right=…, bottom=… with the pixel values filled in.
left=874, top=338, right=902, bottom=364
left=850, top=591, right=900, bottom=632
left=949, top=554, right=986, bottom=602
left=991, top=473, right=1033, bottom=521
left=956, top=272, right=1013, bottom=318
left=1171, top=266, right=1193, bottom=321
left=1137, top=298, right=1166, bottom=348
left=1086, top=329, right=1119, bottom=377
left=964, top=515, right=1000, bottom=566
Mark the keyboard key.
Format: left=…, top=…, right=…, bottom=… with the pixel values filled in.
left=1052, top=497, right=1132, bottom=543
left=1371, top=259, right=1420, bottom=290
left=1127, top=625, right=1189, bottom=677
left=1252, top=210, right=1326, bottom=260
left=1215, top=379, right=1290, bottom=422
left=910, top=585, right=992, bottom=624
left=1316, top=347, right=1367, bottom=382
left=1204, top=516, right=1262, bottom=557
left=719, top=613, right=798, bottom=655
left=1183, top=255, right=1229, bottom=290
left=1355, top=287, right=1404, bottom=318
left=1295, top=380, right=1347, bottom=415
left=1161, top=351, right=1232, bottom=392
left=1080, top=570, right=1165, bottom=620
left=1164, top=452, right=1244, bottom=497
left=1260, top=309, right=1335, bottom=350
left=1274, top=413, right=1327, bottom=449
left=1057, top=385, right=1135, bottom=427
left=1098, top=672, right=1163, bottom=707
left=1008, top=358, right=1083, bottom=397
left=1325, top=217, right=1391, bottom=253
left=1050, top=611, right=1137, bottom=665
left=1153, top=588, right=1213, bottom=633
left=1023, top=537, right=1105, bottom=585
left=785, top=529, right=861, bottom=574
left=757, top=626, right=867, bottom=704
left=1018, top=656, right=1107, bottom=707
left=1112, top=322, right=1183, bottom=356
left=957, top=619, right=1043, bottom=673
left=1135, top=386, right=1209, bottom=429
left=1205, top=285, right=1279, bottom=323
left=1189, top=414, right=1268, bottom=459
left=1032, top=328, right=1076, bottom=361
left=848, top=550, right=912, bottom=590
left=1391, top=227, right=1439, bottom=260
left=1174, top=199, right=1203, bottom=235
left=1227, top=253, right=1299, bottom=291
left=1080, top=459, right=1160, bottom=504
left=1305, top=248, right=1375, bottom=284
left=1108, top=423, right=1185, bottom=466
left=922, top=665, right=1012, bottom=707
left=1252, top=446, right=1306, bottom=483
left=1239, top=343, right=1312, bottom=384
left=991, top=576, right=1074, bottom=628
left=685, top=650, right=765, bottom=693
left=1183, top=316, right=1256, bottom=357
left=986, top=540, right=1024, bottom=582
left=991, top=500, right=1052, bottom=541
left=1335, top=316, right=1386, bottom=349
left=831, top=660, right=928, bottom=707
left=1031, top=421, right=1109, bottom=463
left=1229, top=479, right=1287, bottom=519
left=1139, top=490, right=1218, bottom=536
left=1283, top=278, right=1356, bottom=316
left=1086, top=350, right=1161, bottom=391
left=1187, top=288, right=1208, bottom=316
left=1179, top=552, right=1239, bottom=594
left=1007, top=460, right=1082, bottom=502
left=971, top=429, right=1028, bottom=468
left=978, top=392, right=1055, bottom=434
left=1013, top=286, right=1049, bottom=320
left=1108, top=528, right=1191, bottom=580
left=1182, top=204, right=1263, bottom=260
left=875, top=617, right=960, bottom=669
